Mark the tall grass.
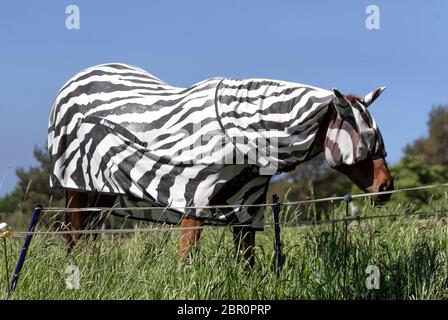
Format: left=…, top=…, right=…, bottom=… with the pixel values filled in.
left=0, top=199, right=447, bottom=300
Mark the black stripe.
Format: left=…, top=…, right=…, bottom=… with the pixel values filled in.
left=219, top=86, right=311, bottom=106
left=82, top=116, right=148, bottom=147
left=220, top=92, right=331, bottom=123
left=53, top=96, right=141, bottom=138
left=220, top=80, right=281, bottom=91
left=117, top=98, right=214, bottom=133
left=60, top=69, right=162, bottom=93
left=54, top=81, right=163, bottom=117
left=114, top=149, right=146, bottom=194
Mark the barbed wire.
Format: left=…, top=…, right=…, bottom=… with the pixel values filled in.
left=4, top=182, right=448, bottom=237
left=39, top=182, right=448, bottom=213
left=283, top=182, right=448, bottom=205
left=282, top=208, right=448, bottom=227
left=10, top=208, right=448, bottom=237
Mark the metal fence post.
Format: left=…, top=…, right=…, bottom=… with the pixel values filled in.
left=10, top=204, right=42, bottom=292
left=272, top=194, right=283, bottom=277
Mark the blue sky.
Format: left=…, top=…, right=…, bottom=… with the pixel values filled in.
left=0, top=0, right=447, bottom=196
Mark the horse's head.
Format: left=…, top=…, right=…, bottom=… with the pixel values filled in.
left=316, top=87, right=394, bottom=204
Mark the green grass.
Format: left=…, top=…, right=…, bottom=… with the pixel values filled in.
left=0, top=200, right=447, bottom=300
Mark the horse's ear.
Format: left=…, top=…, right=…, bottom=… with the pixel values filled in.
left=362, top=87, right=386, bottom=108
left=332, top=88, right=351, bottom=113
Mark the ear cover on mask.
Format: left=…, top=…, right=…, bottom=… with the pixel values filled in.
left=362, top=87, right=386, bottom=107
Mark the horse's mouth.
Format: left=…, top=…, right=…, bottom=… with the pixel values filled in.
left=372, top=194, right=391, bottom=206
left=370, top=182, right=394, bottom=205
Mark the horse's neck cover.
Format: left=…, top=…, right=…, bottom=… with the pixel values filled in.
left=216, top=79, right=335, bottom=173
left=48, top=63, right=379, bottom=228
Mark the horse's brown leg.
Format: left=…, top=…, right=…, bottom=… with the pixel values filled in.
left=89, top=193, right=117, bottom=241
left=179, top=217, right=203, bottom=262
left=65, top=191, right=117, bottom=249
left=65, top=190, right=89, bottom=250
left=233, top=226, right=256, bottom=267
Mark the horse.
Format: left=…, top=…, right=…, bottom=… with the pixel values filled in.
left=48, top=63, right=393, bottom=265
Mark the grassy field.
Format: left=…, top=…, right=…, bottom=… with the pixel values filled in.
left=0, top=200, right=447, bottom=300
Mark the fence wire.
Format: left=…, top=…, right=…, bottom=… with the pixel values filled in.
left=40, top=182, right=448, bottom=213
left=11, top=209, right=448, bottom=237
left=5, top=182, right=448, bottom=237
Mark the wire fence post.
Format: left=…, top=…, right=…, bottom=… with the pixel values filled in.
left=342, top=194, right=352, bottom=297
left=0, top=222, right=11, bottom=297
left=10, top=204, right=42, bottom=292
left=272, top=194, right=283, bottom=277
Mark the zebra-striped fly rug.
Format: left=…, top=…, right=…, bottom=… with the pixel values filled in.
left=48, top=63, right=385, bottom=228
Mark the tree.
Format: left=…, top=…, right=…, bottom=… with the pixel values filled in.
left=388, top=155, right=448, bottom=210
left=405, top=105, right=448, bottom=166
left=0, top=146, right=64, bottom=216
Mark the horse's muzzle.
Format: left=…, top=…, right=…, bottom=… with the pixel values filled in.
left=372, top=179, right=394, bottom=205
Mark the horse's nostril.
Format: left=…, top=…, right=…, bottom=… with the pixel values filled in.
left=379, top=180, right=394, bottom=192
